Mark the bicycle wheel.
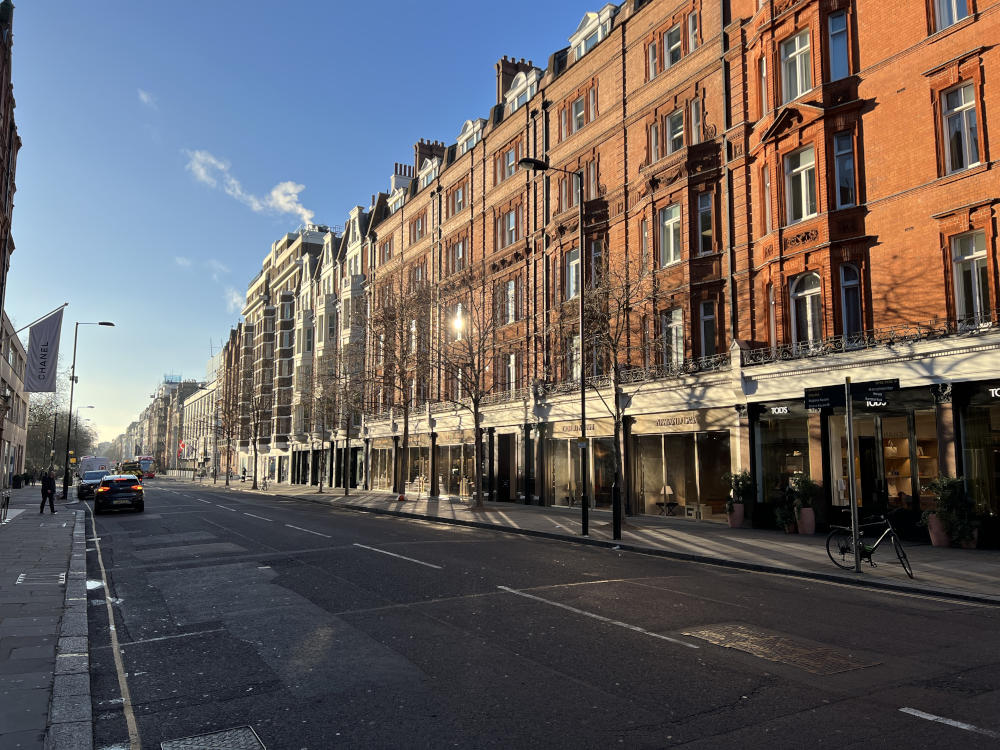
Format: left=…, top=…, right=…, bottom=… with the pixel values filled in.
left=826, top=528, right=856, bottom=569
left=892, top=534, right=913, bottom=579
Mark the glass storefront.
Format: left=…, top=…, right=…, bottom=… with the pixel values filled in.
left=436, top=441, right=475, bottom=496
left=370, top=443, right=394, bottom=490
left=962, top=389, right=1000, bottom=517
left=756, top=407, right=811, bottom=507
left=632, top=431, right=731, bottom=518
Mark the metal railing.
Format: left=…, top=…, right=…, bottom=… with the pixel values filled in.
left=742, top=310, right=1000, bottom=367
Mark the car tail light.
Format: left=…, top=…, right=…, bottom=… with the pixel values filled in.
left=130, top=484, right=142, bottom=491
left=96, top=486, right=109, bottom=493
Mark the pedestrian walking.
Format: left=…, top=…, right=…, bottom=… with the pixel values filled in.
left=241, top=467, right=246, bottom=483
left=40, top=470, right=56, bottom=514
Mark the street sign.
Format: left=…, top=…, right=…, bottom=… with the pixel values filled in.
left=850, top=378, right=900, bottom=401
left=804, top=385, right=845, bottom=410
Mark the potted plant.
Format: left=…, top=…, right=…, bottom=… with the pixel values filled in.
left=922, top=476, right=979, bottom=548
left=773, top=480, right=798, bottom=533
left=724, top=470, right=753, bottom=529
left=791, top=475, right=821, bottom=535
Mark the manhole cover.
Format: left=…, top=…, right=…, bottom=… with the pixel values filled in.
left=682, top=623, right=880, bottom=674
left=16, top=572, right=66, bottom=585
left=161, top=726, right=264, bottom=749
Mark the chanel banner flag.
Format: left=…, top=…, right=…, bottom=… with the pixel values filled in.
left=24, top=309, right=63, bottom=392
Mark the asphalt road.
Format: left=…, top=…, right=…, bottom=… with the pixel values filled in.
left=84, top=478, right=1000, bottom=749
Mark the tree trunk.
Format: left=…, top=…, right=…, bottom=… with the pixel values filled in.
left=472, top=401, right=484, bottom=509
left=611, top=376, right=625, bottom=540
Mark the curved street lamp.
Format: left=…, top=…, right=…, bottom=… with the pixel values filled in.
left=518, top=157, right=590, bottom=536
left=61, top=322, right=115, bottom=499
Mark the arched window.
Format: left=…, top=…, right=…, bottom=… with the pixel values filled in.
left=790, top=272, right=822, bottom=350
left=840, top=264, right=863, bottom=340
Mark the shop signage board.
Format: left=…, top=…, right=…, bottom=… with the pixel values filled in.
left=804, top=385, right=845, bottom=409
left=804, top=378, right=899, bottom=409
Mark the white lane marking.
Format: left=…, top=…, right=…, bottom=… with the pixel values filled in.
left=497, top=585, right=699, bottom=649
left=196, top=498, right=212, bottom=504
left=244, top=513, right=273, bottom=522
left=216, top=505, right=237, bottom=512
left=285, top=524, right=331, bottom=538
left=899, top=708, right=1000, bottom=739
left=353, top=543, right=443, bottom=570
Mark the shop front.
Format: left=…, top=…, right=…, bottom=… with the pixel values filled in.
left=543, top=419, right=615, bottom=509
left=435, top=430, right=479, bottom=498
left=631, top=409, right=733, bottom=520
left=754, top=384, right=947, bottom=531
left=960, top=381, right=1000, bottom=518
left=370, top=437, right=394, bottom=491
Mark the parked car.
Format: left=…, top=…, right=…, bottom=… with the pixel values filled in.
left=93, top=474, right=144, bottom=514
left=77, top=470, right=110, bottom=500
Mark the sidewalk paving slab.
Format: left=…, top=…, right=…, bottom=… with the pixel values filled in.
left=0, top=484, right=92, bottom=750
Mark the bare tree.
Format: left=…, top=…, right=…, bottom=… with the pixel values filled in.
left=368, top=271, right=432, bottom=495
left=435, top=264, right=500, bottom=509
left=582, top=248, right=651, bottom=537
left=217, top=372, right=241, bottom=488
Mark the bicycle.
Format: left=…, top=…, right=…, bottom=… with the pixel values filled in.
left=826, top=512, right=913, bottom=578
left=260, top=477, right=269, bottom=491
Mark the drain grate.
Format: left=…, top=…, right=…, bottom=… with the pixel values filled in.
left=682, top=623, right=880, bottom=675
left=161, top=726, right=265, bottom=750
left=16, top=572, right=66, bottom=585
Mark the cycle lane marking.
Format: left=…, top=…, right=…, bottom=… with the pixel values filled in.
left=497, top=585, right=698, bottom=649
left=353, top=543, right=442, bottom=569
left=899, top=708, right=1000, bottom=739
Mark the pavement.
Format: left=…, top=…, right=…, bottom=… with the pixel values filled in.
left=0, top=485, right=90, bottom=750
left=2, top=475, right=998, bottom=749
left=206, top=475, right=1000, bottom=605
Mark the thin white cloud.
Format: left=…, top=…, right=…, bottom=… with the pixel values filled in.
left=224, top=287, right=243, bottom=314
left=205, top=258, right=230, bottom=282
left=183, top=149, right=315, bottom=225
left=138, top=88, right=157, bottom=109
left=174, top=256, right=192, bottom=268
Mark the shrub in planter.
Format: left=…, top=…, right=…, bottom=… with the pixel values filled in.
left=773, top=483, right=798, bottom=533
left=791, top=476, right=821, bottom=535
left=723, top=470, right=753, bottom=528
left=921, top=476, right=979, bottom=548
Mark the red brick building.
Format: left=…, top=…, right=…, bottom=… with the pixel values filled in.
left=329, top=0, right=1000, bottom=533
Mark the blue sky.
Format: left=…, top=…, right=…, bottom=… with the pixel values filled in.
left=9, top=0, right=590, bottom=441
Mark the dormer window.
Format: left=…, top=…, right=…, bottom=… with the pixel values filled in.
left=417, top=157, right=441, bottom=189
left=505, top=70, right=542, bottom=114
left=569, top=4, right=617, bottom=62
left=457, top=118, right=486, bottom=154
left=389, top=189, right=405, bottom=215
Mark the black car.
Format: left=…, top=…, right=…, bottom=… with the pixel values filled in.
left=77, top=470, right=109, bottom=500
left=93, top=474, right=144, bottom=514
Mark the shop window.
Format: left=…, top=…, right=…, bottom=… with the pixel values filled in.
left=941, top=83, right=980, bottom=174
left=840, top=264, right=863, bottom=339
left=780, top=30, right=811, bottom=103
left=962, top=397, right=1000, bottom=517
left=952, top=231, right=990, bottom=328
left=790, top=272, right=823, bottom=350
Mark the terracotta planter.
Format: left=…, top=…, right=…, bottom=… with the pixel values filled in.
left=727, top=504, right=744, bottom=528
left=927, top=512, right=950, bottom=547
left=797, top=507, right=816, bottom=535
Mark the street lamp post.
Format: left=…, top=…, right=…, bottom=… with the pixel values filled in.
left=519, top=157, right=589, bottom=536
left=61, top=322, right=115, bottom=498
